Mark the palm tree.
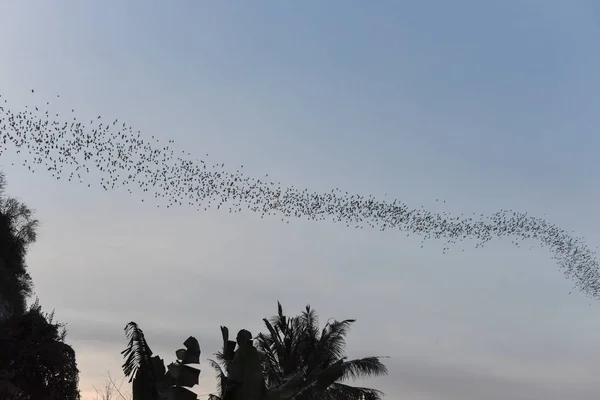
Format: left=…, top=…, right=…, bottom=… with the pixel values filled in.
left=208, top=302, right=388, bottom=400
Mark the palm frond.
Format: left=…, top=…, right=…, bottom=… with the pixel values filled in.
left=272, top=301, right=287, bottom=334
left=297, top=306, right=319, bottom=367
left=326, top=383, right=384, bottom=400
left=121, top=322, right=155, bottom=383
left=207, top=359, right=225, bottom=376
left=316, top=319, right=355, bottom=363
left=267, top=369, right=307, bottom=400
left=256, top=333, right=283, bottom=386
left=300, top=305, right=319, bottom=340
left=281, top=317, right=303, bottom=376
left=213, top=351, right=227, bottom=364
left=207, top=359, right=227, bottom=398
left=339, top=357, right=388, bottom=381
left=263, top=318, right=288, bottom=365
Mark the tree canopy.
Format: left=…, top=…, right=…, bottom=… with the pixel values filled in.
left=0, top=172, right=81, bottom=399
left=0, top=171, right=38, bottom=318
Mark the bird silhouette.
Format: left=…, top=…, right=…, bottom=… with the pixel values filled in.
left=0, top=90, right=598, bottom=299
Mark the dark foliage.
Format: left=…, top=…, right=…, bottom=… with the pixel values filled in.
left=0, top=172, right=80, bottom=399
left=0, top=171, right=38, bottom=318
left=121, top=321, right=202, bottom=400
left=0, top=299, right=81, bottom=400
left=122, top=322, right=160, bottom=400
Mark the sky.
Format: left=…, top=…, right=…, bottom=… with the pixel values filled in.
left=1, top=1, right=600, bottom=399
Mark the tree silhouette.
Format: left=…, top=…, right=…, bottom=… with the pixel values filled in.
left=208, top=302, right=387, bottom=400
left=0, top=172, right=80, bottom=399
left=121, top=321, right=202, bottom=400
left=122, top=322, right=160, bottom=400
left=0, top=171, right=38, bottom=318
left=0, top=299, right=81, bottom=399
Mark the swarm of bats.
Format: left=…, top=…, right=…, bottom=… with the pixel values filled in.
left=0, top=91, right=597, bottom=299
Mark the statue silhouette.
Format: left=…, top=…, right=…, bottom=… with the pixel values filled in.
left=225, top=329, right=265, bottom=400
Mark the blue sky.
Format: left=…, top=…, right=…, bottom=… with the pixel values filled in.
left=1, top=1, right=600, bottom=399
